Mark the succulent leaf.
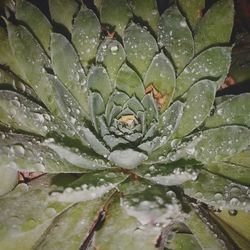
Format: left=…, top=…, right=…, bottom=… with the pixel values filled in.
left=48, top=0, right=79, bottom=32
left=99, top=0, right=132, bottom=36
left=87, top=66, right=112, bottom=104
left=51, top=33, right=88, bottom=115
left=177, top=0, right=205, bottom=30
left=158, top=5, right=194, bottom=73
left=205, top=93, right=250, bottom=128
left=116, top=63, right=144, bottom=99
left=72, top=6, right=101, bottom=68
left=175, top=46, right=232, bottom=98
left=96, top=38, right=126, bottom=85
left=194, top=0, right=234, bottom=53
left=129, top=0, right=159, bottom=33
left=16, top=0, right=52, bottom=54
left=124, top=22, right=158, bottom=77
left=174, top=79, right=216, bottom=138
left=144, top=52, right=175, bottom=111
left=0, top=27, right=23, bottom=78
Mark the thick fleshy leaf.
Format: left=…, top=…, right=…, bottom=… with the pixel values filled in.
left=0, top=27, right=23, bottom=78
left=174, top=46, right=231, bottom=98
left=144, top=52, right=175, bottom=110
left=174, top=79, right=216, bottom=138
left=0, top=175, right=117, bottom=249
left=158, top=5, right=194, bottom=73
left=177, top=0, right=205, bottom=30
left=214, top=210, right=250, bottom=243
left=211, top=211, right=250, bottom=250
left=141, top=94, right=158, bottom=127
left=72, top=6, right=101, bottom=67
left=183, top=170, right=250, bottom=210
left=16, top=0, right=52, bottom=54
left=226, top=149, right=250, bottom=167
left=204, top=162, right=250, bottom=186
left=205, top=93, right=250, bottom=128
left=0, top=68, right=36, bottom=97
left=0, top=90, right=59, bottom=136
left=185, top=210, right=227, bottom=250
left=6, top=22, right=58, bottom=113
left=48, top=75, right=89, bottom=144
left=51, top=33, right=88, bottom=115
left=129, top=0, right=159, bottom=32
left=124, top=23, right=158, bottom=77
left=100, top=0, right=132, bottom=36
left=34, top=192, right=113, bottom=250
left=116, top=64, right=145, bottom=99
left=95, top=200, right=161, bottom=250
left=0, top=132, right=102, bottom=173
left=194, top=0, right=234, bottom=53
left=108, top=149, right=148, bottom=169
left=48, top=0, right=79, bottom=32
left=87, top=66, right=112, bottom=103
left=89, top=92, right=105, bottom=132
left=83, top=128, right=110, bottom=157
left=180, top=126, right=250, bottom=164
left=96, top=38, right=126, bottom=85
left=44, top=142, right=110, bottom=171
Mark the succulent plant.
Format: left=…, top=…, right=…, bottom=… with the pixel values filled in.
left=0, top=0, right=250, bottom=249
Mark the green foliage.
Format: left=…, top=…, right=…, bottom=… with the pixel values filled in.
left=0, top=0, right=249, bottom=249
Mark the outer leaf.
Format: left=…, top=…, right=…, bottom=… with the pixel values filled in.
left=124, top=23, right=158, bottom=77
left=0, top=90, right=58, bottom=136
left=0, top=27, right=24, bottom=79
left=185, top=210, right=227, bottom=250
left=194, top=0, right=234, bottom=53
left=214, top=210, right=250, bottom=242
left=50, top=33, right=88, bottom=115
left=174, top=47, right=231, bottom=98
left=226, top=149, right=250, bottom=167
left=211, top=211, right=250, bottom=250
left=181, top=126, right=250, bottom=164
left=205, top=93, right=250, bottom=128
left=116, top=64, right=145, bottom=99
left=34, top=196, right=111, bottom=250
left=0, top=132, right=108, bottom=173
left=183, top=170, right=250, bottom=210
left=95, top=201, right=161, bottom=250
left=204, top=162, right=250, bottom=186
left=158, top=5, right=194, bottom=73
left=100, top=0, right=132, bottom=36
left=6, top=22, right=58, bottom=113
left=96, top=38, right=126, bottom=85
left=72, top=6, right=101, bottom=67
left=16, top=0, right=52, bottom=54
left=0, top=68, right=35, bottom=96
left=48, top=0, right=79, bottom=32
left=144, top=52, right=175, bottom=110
left=174, top=79, right=216, bottom=138
left=177, top=0, right=205, bottom=30
left=48, top=75, right=90, bottom=146
left=129, top=0, right=159, bottom=32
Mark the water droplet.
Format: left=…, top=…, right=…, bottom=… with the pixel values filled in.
left=228, top=209, right=237, bottom=216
